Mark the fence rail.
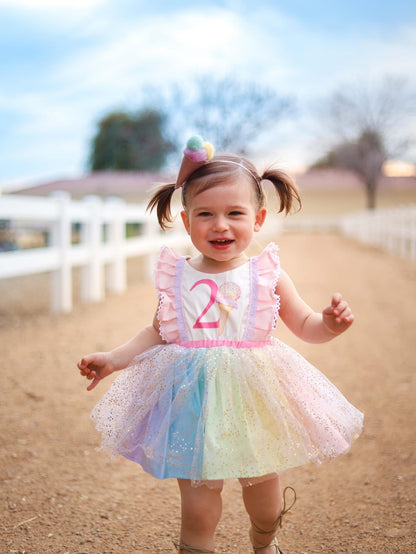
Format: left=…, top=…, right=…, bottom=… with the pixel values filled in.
left=1, top=193, right=415, bottom=313
left=339, top=205, right=416, bottom=261
left=283, top=205, right=416, bottom=261
left=0, top=192, right=190, bottom=313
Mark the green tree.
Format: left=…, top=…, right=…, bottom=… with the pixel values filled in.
left=89, top=109, right=173, bottom=171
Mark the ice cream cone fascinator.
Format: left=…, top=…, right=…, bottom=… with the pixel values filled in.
left=175, top=135, right=214, bottom=189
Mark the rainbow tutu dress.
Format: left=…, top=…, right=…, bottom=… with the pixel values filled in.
left=91, top=243, right=363, bottom=486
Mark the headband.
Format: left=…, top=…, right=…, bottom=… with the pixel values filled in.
left=175, top=135, right=261, bottom=189
left=212, top=159, right=261, bottom=185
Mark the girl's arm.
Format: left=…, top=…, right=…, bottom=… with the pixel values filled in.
left=78, top=312, right=164, bottom=390
left=276, top=270, right=354, bottom=344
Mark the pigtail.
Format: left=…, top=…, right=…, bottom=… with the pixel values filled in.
left=147, top=183, right=176, bottom=230
left=261, top=168, right=302, bottom=214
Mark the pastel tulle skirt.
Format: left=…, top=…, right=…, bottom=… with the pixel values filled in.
left=91, top=339, right=363, bottom=486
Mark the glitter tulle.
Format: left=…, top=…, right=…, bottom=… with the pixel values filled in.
left=91, top=339, right=363, bottom=485
left=90, top=243, right=363, bottom=487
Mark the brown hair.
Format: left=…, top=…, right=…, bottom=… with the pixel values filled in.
left=147, top=154, right=301, bottom=230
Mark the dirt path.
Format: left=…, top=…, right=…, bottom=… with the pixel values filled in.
left=1, top=233, right=415, bottom=553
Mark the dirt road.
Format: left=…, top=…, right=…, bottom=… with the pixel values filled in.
left=1, top=233, right=415, bottom=553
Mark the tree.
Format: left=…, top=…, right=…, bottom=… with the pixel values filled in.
left=89, top=109, right=173, bottom=171
left=314, top=77, right=416, bottom=209
left=145, top=75, right=294, bottom=156
left=312, top=130, right=386, bottom=209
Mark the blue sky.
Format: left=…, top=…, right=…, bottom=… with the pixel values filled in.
left=1, top=0, right=415, bottom=190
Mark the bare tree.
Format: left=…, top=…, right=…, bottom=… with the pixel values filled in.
left=328, top=130, right=386, bottom=209
left=315, top=76, right=416, bottom=209
left=144, top=75, right=294, bottom=157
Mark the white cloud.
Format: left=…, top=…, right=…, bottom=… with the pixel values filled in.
left=1, top=3, right=415, bottom=185
left=54, top=10, right=258, bottom=90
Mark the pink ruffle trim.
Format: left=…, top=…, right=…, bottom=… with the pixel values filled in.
left=154, top=246, right=181, bottom=343
left=250, top=243, right=280, bottom=341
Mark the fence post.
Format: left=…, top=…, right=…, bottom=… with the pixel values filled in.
left=410, top=207, right=416, bottom=261
left=106, top=196, right=126, bottom=294
left=143, top=217, right=159, bottom=280
left=50, top=191, right=72, bottom=313
left=80, top=195, right=105, bottom=303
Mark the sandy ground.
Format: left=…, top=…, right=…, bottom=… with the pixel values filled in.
left=1, top=232, right=415, bottom=553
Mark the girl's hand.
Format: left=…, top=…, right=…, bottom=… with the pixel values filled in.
left=77, top=352, right=115, bottom=391
left=322, top=293, right=354, bottom=335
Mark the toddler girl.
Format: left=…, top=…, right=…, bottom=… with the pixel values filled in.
left=78, top=136, right=363, bottom=553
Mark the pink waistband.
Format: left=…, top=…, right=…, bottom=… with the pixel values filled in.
left=176, top=340, right=272, bottom=349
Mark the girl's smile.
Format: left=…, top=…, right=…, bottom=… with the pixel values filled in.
left=210, top=239, right=234, bottom=248
left=181, top=178, right=266, bottom=272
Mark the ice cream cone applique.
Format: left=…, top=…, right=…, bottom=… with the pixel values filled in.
left=175, top=135, right=214, bottom=189
left=216, top=282, right=241, bottom=336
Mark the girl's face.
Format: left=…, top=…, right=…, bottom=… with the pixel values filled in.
left=181, top=177, right=267, bottom=272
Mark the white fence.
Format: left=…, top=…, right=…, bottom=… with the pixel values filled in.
left=283, top=205, right=416, bottom=261
left=339, top=205, right=416, bottom=261
left=0, top=192, right=190, bottom=313
left=0, top=193, right=415, bottom=314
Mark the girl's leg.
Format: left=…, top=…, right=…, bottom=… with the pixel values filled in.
left=242, top=476, right=282, bottom=552
left=177, top=479, right=223, bottom=552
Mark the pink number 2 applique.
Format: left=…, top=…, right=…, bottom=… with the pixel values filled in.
left=190, top=279, right=220, bottom=329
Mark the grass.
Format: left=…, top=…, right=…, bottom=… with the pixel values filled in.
left=296, top=187, right=416, bottom=216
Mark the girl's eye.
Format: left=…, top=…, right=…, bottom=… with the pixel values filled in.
left=229, top=211, right=244, bottom=216
left=197, top=212, right=212, bottom=217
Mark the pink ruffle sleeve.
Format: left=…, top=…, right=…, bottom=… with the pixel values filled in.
left=250, top=243, right=280, bottom=341
left=154, top=246, right=181, bottom=343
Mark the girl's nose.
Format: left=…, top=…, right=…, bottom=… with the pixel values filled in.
left=212, top=216, right=229, bottom=232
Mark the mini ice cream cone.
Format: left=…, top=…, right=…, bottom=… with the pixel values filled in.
left=216, top=282, right=241, bottom=336
left=175, top=135, right=214, bottom=188
left=176, top=156, right=202, bottom=189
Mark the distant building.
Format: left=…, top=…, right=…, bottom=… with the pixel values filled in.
left=12, top=168, right=415, bottom=200
left=13, top=171, right=175, bottom=201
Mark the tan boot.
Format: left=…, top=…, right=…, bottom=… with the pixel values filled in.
left=250, top=537, right=284, bottom=553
